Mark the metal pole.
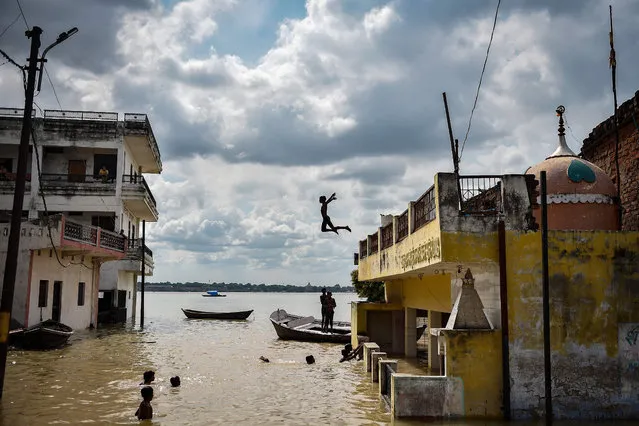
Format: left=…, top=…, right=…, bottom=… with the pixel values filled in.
left=609, top=5, right=622, bottom=228
left=498, top=220, right=511, bottom=420
left=442, top=92, right=463, bottom=208
left=140, top=220, right=146, bottom=328
left=540, top=171, right=552, bottom=423
left=0, top=26, right=42, bottom=399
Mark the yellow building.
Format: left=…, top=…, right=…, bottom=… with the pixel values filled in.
left=353, top=110, right=639, bottom=420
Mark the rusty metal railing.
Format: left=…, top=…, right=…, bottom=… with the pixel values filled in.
left=458, top=175, right=502, bottom=214
left=359, top=239, right=367, bottom=259
left=380, top=222, right=393, bottom=250
left=369, top=232, right=379, bottom=254
left=413, top=185, right=436, bottom=231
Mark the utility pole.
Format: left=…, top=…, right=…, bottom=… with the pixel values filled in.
left=140, top=220, right=146, bottom=328
left=540, top=171, right=552, bottom=424
left=442, top=92, right=463, bottom=207
left=608, top=5, right=622, bottom=228
left=0, top=26, right=43, bottom=399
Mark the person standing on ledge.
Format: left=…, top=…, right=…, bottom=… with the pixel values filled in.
left=326, top=291, right=336, bottom=333
left=320, top=288, right=329, bottom=332
left=319, top=193, right=351, bottom=235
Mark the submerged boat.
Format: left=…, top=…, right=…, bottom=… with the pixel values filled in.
left=269, top=309, right=367, bottom=344
left=9, top=320, right=73, bottom=350
left=181, top=308, right=253, bottom=320
left=201, top=290, right=227, bottom=297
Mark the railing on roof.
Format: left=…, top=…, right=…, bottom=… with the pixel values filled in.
left=396, top=209, right=408, bottom=242
left=369, top=232, right=379, bottom=254
left=123, top=113, right=162, bottom=166
left=413, top=185, right=436, bottom=231
left=458, top=175, right=502, bottom=215
left=380, top=222, right=393, bottom=250
left=0, top=107, right=35, bottom=118
left=43, top=109, right=118, bottom=121
left=62, top=219, right=125, bottom=252
left=359, top=239, right=367, bottom=259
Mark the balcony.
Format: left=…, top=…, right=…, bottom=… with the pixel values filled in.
left=121, top=174, right=158, bottom=221
left=357, top=173, right=536, bottom=282
left=39, top=173, right=116, bottom=196
left=0, top=215, right=126, bottom=260
left=42, top=109, right=119, bottom=138
left=123, top=113, right=162, bottom=174
left=0, top=173, right=32, bottom=194
left=120, top=238, right=154, bottom=276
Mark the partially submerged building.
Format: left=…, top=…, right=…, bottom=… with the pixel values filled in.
left=353, top=107, right=639, bottom=420
left=0, top=108, right=161, bottom=329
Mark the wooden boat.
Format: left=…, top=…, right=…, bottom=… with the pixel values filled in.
left=9, top=320, right=73, bottom=350
left=181, top=308, right=253, bottom=320
left=269, top=309, right=366, bottom=344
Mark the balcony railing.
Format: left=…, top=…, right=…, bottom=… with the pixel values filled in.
left=359, top=239, right=367, bottom=259
left=380, top=222, right=393, bottom=250
left=459, top=175, right=502, bottom=215
left=370, top=232, right=379, bottom=254
left=123, top=113, right=162, bottom=166
left=62, top=218, right=125, bottom=252
left=40, top=173, right=116, bottom=186
left=413, top=186, right=436, bottom=231
left=43, top=109, right=119, bottom=121
left=127, top=238, right=153, bottom=259
left=396, top=209, right=408, bottom=242
left=122, top=174, right=157, bottom=207
left=0, top=107, right=35, bottom=118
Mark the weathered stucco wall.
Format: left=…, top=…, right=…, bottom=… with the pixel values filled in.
left=507, top=230, right=639, bottom=419
left=443, top=330, right=503, bottom=418
left=391, top=374, right=464, bottom=418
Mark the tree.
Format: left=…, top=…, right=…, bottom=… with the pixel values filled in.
left=351, top=270, right=385, bottom=303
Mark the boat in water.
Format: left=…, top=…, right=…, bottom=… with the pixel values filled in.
left=201, top=290, right=227, bottom=297
left=269, top=309, right=367, bottom=344
left=182, top=308, right=253, bottom=320
left=9, top=320, right=73, bottom=350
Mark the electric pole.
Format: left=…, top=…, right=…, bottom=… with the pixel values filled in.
left=0, top=26, right=43, bottom=399
left=0, top=25, right=78, bottom=399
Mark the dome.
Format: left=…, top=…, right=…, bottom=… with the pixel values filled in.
left=525, top=106, right=619, bottom=231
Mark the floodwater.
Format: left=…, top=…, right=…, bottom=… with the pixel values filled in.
left=0, top=292, right=633, bottom=426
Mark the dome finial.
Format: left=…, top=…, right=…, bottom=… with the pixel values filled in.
left=548, top=105, right=576, bottom=158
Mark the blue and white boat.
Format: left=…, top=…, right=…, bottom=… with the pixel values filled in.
left=202, top=290, right=227, bottom=297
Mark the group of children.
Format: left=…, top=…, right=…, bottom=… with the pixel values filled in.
left=135, top=370, right=181, bottom=420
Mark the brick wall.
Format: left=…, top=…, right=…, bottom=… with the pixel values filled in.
left=581, top=91, right=639, bottom=231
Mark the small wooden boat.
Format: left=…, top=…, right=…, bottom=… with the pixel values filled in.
left=9, top=320, right=73, bottom=350
left=201, top=290, right=227, bottom=297
left=269, top=309, right=366, bottom=344
left=181, top=308, right=253, bottom=320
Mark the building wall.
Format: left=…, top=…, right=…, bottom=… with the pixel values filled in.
left=27, top=250, right=97, bottom=329
left=443, top=330, right=503, bottom=418
left=506, top=230, right=639, bottom=419
left=0, top=249, right=32, bottom=327
left=581, top=91, right=639, bottom=231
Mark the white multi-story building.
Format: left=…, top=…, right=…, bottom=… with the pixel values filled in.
left=0, top=108, right=161, bottom=329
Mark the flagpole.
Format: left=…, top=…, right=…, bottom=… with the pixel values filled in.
left=609, top=5, right=622, bottom=228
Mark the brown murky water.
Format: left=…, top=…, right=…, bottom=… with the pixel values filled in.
left=0, top=292, right=633, bottom=426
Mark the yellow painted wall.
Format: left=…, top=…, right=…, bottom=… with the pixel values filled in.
left=440, top=231, right=498, bottom=263
left=443, top=330, right=503, bottom=418
left=358, top=219, right=441, bottom=281
left=401, top=275, right=452, bottom=313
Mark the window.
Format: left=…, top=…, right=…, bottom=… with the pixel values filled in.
left=128, top=291, right=131, bottom=299
left=38, top=280, right=49, bottom=307
left=77, top=282, right=85, bottom=306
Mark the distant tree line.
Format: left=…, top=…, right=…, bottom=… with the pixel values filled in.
left=137, top=281, right=355, bottom=293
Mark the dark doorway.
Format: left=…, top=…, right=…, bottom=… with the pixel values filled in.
left=68, top=160, right=86, bottom=183
left=118, top=290, right=127, bottom=308
left=92, top=215, right=115, bottom=232
left=93, top=154, right=117, bottom=178
left=52, top=281, right=62, bottom=322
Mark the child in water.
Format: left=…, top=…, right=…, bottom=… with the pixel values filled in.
left=170, top=376, right=181, bottom=387
left=135, top=386, right=153, bottom=420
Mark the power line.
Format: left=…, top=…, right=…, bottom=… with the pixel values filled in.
left=459, top=0, right=501, bottom=161
left=44, top=67, right=62, bottom=109
left=0, top=14, right=21, bottom=40
left=0, top=47, right=22, bottom=70
left=15, top=0, right=29, bottom=29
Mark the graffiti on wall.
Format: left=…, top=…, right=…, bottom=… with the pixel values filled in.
left=400, top=237, right=441, bottom=270
left=619, top=323, right=639, bottom=396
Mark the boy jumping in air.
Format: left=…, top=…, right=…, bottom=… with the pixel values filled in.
left=319, top=193, right=351, bottom=235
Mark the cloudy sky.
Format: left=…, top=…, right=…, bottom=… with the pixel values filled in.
left=1, top=0, right=638, bottom=286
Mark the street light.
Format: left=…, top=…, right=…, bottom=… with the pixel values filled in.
left=36, top=27, right=79, bottom=92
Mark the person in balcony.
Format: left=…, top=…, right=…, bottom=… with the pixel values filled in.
left=99, top=165, right=109, bottom=183
left=319, top=193, right=351, bottom=235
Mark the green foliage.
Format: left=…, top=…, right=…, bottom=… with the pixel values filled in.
left=351, top=270, right=385, bottom=303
